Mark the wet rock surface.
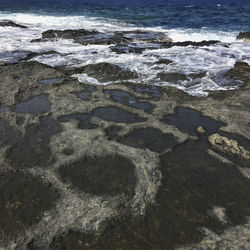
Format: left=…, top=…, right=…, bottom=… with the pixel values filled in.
left=0, top=60, right=250, bottom=249
left=157, top=72, right=188, bottom=83
left=68, top=62, right=138, bottom=82
left=110, top=40, right=220, bottom=54
left=0, top=19, right=27, bottom=28
left=32, top=29, right=129, bottom=45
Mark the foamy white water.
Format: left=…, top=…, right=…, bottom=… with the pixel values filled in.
left=0, top=12, right=250, bottom=96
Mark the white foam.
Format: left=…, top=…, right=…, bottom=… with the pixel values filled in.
left=0, top=12, right=249, bottom=96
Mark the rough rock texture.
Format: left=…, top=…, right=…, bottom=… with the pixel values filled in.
left=0, top=60, right=250, bottom=249
left=209, top=133, right=250, bottom=160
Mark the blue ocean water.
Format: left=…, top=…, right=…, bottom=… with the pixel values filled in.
left=1, top=0, right=250, bottom=31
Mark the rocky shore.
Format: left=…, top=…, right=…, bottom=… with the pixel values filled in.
left=0, top=22, right=250, bottom=250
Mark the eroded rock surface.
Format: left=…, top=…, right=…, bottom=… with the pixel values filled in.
left=0, top=60, right=250, bottom=249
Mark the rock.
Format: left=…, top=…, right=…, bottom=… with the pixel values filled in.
left=188, top=71, right=207, bottom=79
left=197, top=126, right=206, bottom=134
left=41, top=29, right=98, bottom=40
left=157, top=72, right=188, bottom=83
left=116, top=30, right=172, bottom=43
left=160, top=40, right=220, bottom=48
left=156, top=59, right=173, bottom=65
left=208, top=133, right=250, bottom=160
left=68, top=62, right=138, bottom=82
left=110, top=43, right=147, bottom=54
left=0, top=61, right=65, bottom=105
left=0, top=19, right=27, bottom=28
left=226, top=61, right=250, bottom=84
left=32, top=29, right=130, bottom=45
left=236, top=32, right=250, bottom=42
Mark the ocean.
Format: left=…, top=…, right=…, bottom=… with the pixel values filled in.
left=0, top=0, right=250, bottom=96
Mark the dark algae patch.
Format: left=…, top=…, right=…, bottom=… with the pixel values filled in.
left=54, top=139, right=250, bottom=250
left=104, top=89, right=154, bottom=112
left=0, top=170, right=59, bottom=241
left=59, top=155, right=136, bottom=196
left=105, top=125, right=123, bottom=140
left=15, top=95, right=51, bottom=114
left=0, top=119, right=18, bottom=147
left=7, top=116, right=61, bottom=168
left=155, top=140, right=250, bottom=247
left=117, top=128, right=178, bottom=153
left=50, top=231, right=96, bottom=250
left=162, top=107, right=226, bottom=136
